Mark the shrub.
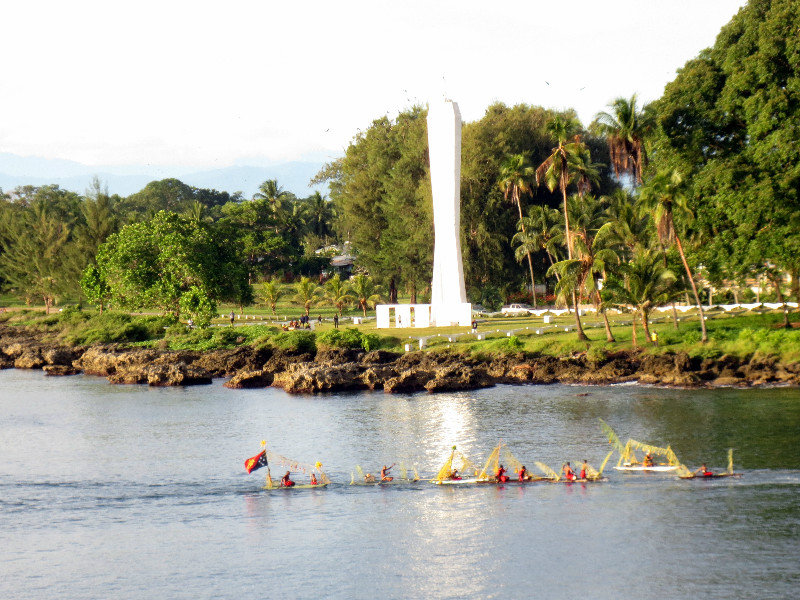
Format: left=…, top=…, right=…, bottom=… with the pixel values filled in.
left=272, top=330, right=317, bottom=353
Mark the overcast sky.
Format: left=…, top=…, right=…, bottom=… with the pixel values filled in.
left=0, top=0, right=746, bottom=169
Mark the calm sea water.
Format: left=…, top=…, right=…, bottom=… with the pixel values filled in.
left=1, top=369, right=799, bottom=600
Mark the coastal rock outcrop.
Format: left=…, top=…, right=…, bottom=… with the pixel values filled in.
left=2, top=322, right=799, bottom=393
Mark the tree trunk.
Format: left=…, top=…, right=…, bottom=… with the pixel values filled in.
left=708, top=286, right=713, bottom=308
left=631, top=313, right=638, bottom=349
left=641, top=310, right=654, bottom=346
left=670, top=302, right=679, bottom=329
left=572, top=291, right=588, bottom=341
left=772, top=275, right=789, bottom=328
left=596, top=290, right=615, bottom=342
left=515, top=193, right=537, bottom=308
left=561, top=178, right=572, bottom=260
left=674, top=234, right=708, bottom=343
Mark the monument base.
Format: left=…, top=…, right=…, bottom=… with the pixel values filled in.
left=432, top=302, right=472, bottom=327
left=376, top=303, right=472, bottom=328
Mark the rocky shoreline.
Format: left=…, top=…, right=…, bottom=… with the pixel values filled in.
left=1, top=324, right=799, bottom=393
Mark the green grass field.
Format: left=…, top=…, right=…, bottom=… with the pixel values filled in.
left=3, top=301, right=799, bottom=362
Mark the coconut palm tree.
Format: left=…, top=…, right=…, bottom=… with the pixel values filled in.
left=593, top=94, right=648, bottom=184
left=547, top=195, right=620, bottom=342
left=536, top=115, right=595, bottom=339
left=258, top=277, right=284, bottom=315
left=304, top=191, right=335, bottom=245
left=293, top=276, right=321, bottom=317
left=499, top=153, right=537, bottom=307
left=637, top=170, right=708, bottom=342
left=512, top=205, right=564, bottom=281
left=254, top=179, right=292, bottom=211
left=323, top=274, right=354, bottom=316
left=604, top=249, right=679, bottom=348
left=347, top=274, right=382, bottom=317
left=535, top=115, right=583, bottom=259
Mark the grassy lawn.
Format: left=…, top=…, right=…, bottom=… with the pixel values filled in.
left=3, top=301, right=799, bottom=362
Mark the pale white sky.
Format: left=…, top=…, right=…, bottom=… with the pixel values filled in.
left=0, top=0, right=746, bottom=168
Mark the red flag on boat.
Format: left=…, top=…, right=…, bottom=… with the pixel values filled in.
left=244, top=450, right=268, bottom=474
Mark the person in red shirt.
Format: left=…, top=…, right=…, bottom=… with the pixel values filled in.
left=695, top=463, right=714, bottom=477
left=518, top=465, right=529, bottom=482
left=563, top=462, right=577, bottom=481
left=580, top=460, right=588, bottom=480
left=496, top=464, right=509, bottom=483
left=281, top=471, right=295, bottom=487
left=310, top=473, right=318, bottom=485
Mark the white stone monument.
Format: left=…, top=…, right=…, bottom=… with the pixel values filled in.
left=428, top=99, right=472, bottom=326
left=376, top=98, right=471, bottom=328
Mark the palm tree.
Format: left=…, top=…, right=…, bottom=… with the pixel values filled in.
left=512, top=205, right=564, bottom=288
left=536, top=115, right=594, bottom=339
left=258, top=278, right=284, bottom=315
left=184, top=200, right=207, bottom=224
left=254, top=179, right=294, bottom=232
left=499, top=153, right=537, bottom=307
left=604, top=249, right=679, bottom=348
left=304, top=191, right=335, bottom=245
left=547, top=195, right=620, bottom=342
left=293, top=276, right=321, bottom=317
left=254, top=179, right=292, bottom=211
left=347, top=274, right=382, bottom=317
left=593, top=95, right=648, bottom=184
left=638, top=170, right=708, bottom=342
left=323, top=274, right=353, bottom=316
left=536, top=115, right=582, bottom=259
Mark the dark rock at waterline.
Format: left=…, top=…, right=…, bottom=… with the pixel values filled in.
left=224, top=369, right=275, bottom=389
left=43, top=364, right=81, bottom=376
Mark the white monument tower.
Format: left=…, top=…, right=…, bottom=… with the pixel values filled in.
left=375, top=97, right=472, bottom=330
left=428, top=99, right=471, bottom=326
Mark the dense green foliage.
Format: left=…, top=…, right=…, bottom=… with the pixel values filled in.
left=646, top=0, right=800, bottom=301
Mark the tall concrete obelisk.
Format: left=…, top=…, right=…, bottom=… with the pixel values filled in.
left=428, top=99, right=471, bottom=326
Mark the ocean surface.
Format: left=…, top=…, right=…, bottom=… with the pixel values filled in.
left=2, top=369, right=799, bottom=599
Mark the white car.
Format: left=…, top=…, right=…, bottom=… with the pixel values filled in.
left=501, top=303, right=532, bottom=316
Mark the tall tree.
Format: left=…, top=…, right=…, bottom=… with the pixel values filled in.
left=499, top=153, right=538, bottom=306
left=0, top=200, right=74, bottom=312
left=95, top=211, right=248, bottom=321
left=547, top=195, right=619, bottom=342
left=638, top=170, right=708, bottom=342
left=536, top=115, right=593, bottom=339
left=593, top=95, right=648, bottom=184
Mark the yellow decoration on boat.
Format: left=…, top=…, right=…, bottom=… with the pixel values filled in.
left=534, top=461, right=559, bottom=481
left=432, top=446, right=477, bottom=483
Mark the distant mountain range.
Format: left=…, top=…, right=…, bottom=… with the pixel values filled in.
left=0, top=153, right=330, bottom=198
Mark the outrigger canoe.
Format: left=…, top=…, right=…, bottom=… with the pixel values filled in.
left=432, top=443, right=611, bottom=485
left=599, top=419, right=682, bottom=472
left=678, top=449, right=743, bottom=480
left=350, top=464, right=421, bottom=485
left=244, top=441, right=330, bottom=490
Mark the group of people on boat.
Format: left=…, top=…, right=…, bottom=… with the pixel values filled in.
left=561, top=460, right=590, bottom=481
left=279, top=471, right=319, bottom=487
